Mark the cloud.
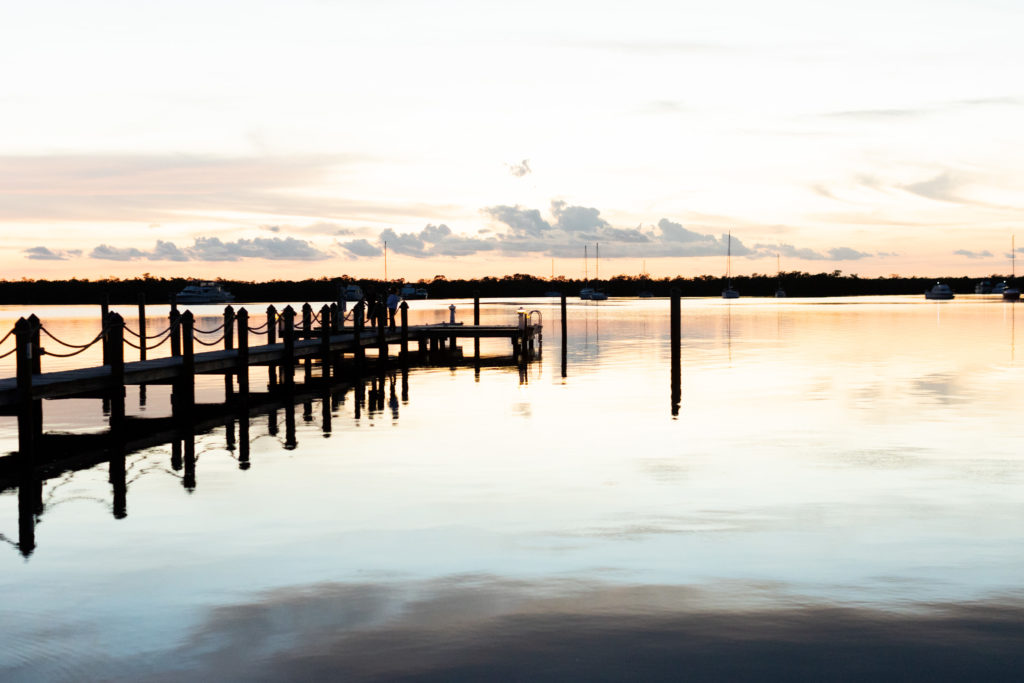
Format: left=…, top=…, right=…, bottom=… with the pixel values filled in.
left=954, top=249, right=992, bottom=259
left=901, top=171, right=966, bottom=203
left=505, top=159, right=531, bottom=177
left=91, top=244, right=148, bottom=261
left=89, top=236, right=331, bottom=262
left=340, top=239, right=382, bottom=258
left=551, top=200, right=609, bottom=233
left=757, top=243, right=874, bottom=261
left=483, top=205, right=551, bottom=237
left=24, top=246, right=80, bottom=260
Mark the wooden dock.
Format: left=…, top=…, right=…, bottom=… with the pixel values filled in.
left=0, top=297, right=545, bottom=461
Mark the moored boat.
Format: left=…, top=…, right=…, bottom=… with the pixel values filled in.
left=924, top=283, right=955, bottom=300
left=175, top=280, right=234, bottom=304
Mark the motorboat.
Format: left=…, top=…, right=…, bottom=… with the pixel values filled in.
left=342, top=284, right=364, bottom=301
left=580, top=287, right=608, bottom=301
left=175, top=280, right=234, bottom=304
left=974, top=280, right=993, bottom=294
left=722, top=286, right=740, bottom=299
left=924, top=283, right=955, bottom=300
left=637, top=290, right=654, bottom=298
left=400, top=284, right=428, bottom=299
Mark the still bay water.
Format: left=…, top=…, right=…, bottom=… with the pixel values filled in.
left=1, top=296, right=1022, bottom=681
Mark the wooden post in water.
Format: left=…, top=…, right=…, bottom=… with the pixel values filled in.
left=670, top=288, right=681, bottom=417
left=281, top=305, right=296, bottom=388
left=137, top=293, right=147, bottom=362
left=473, top=292, right=481, bottom=359
left=319, top=304, right=331, bottom=382
left=27, top=314, right=42, bottom=435
left=178, top=311, right=195, bottom=419
left=170, top=307, right=181, bottom=358
left=302, top=303, right=313, bottom=382
left=330, top=302, right=340, bottom=332
left=266, top=305, right=277, bottom=389
left=399, top=301, right=409, bottom=360
left=15, top=318, right=37, bottom=460
left=376, top=303, right=387, bottom=365
left=106, top=312, right=126, bottom=430
left=100, top=294, right=110, bottom=365
left=223, top=305, right=235, bottom=398
left=560, top=294, right=568, bottom=378
left=236, top=308, right=250, bottom=396
left=354, top=300, right=365, bottom=371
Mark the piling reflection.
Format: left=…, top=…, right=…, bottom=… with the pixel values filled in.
left=0, top=355, right=535, bottom=559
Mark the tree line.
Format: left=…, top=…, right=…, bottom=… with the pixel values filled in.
left=0, top=272, right=1014, bottom=305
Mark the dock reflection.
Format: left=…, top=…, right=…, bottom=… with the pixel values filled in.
left=1, top=357, right=521, bottom=559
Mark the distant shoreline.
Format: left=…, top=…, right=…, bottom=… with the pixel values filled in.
left=0, top=273, right=1015, bottom=305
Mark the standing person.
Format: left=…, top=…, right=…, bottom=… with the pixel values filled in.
left=386, top=288, right=400, bottom=330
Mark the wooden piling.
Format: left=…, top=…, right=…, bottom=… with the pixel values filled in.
left=137, top=293, right=147, bottom=362
left=354, top=301, right=365, bottom=370
left=561, top=294, right=568, bottom=378
left=400, top=301, right=409, bottom=360
left=281, top=305, right=295, bottom=388
left=236, top=308, right=250, bottom=395
left=319, top=304, right=331, bottom=381
left=170, top=307, right=181, bottom=357
left=377, top=304, right=387, bottom=364
left=266, top=305, right=277, bottom=388
left=15, top=318, right=37, bottom=459
left=473, top=292, right=480, bottom=359
left=106, top=312, right=126, bottom=430
left=224, top=305, right=235, bottom=398
left=670, top=288, right=681, bottom=416
left=302, top=303, right=313, bottom=382
left=177, top=311, right=195, bottom=418
left=101, top=295, right=110, bottom=365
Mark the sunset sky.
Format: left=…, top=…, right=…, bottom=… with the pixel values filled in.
left=3, top=0, right=1023, bottom=282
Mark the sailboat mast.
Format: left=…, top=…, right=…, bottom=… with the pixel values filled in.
left=727, top=232, right=732, bottom=282
left=384, top=240, right=388, bottom=282
left=584, top=245, right=588, bottom=282
left=596, top=243, right=600, bottom=281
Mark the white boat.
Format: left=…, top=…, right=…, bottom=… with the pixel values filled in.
left=175, top=280, right=234, bottom=304
left=579, top=244, right=608, bottom=300
left=774, top=254, right=786, bottom=298
left=924, top=283, right=955, bottom=300
left=342, top=284, right=364, bottom=301
left=400, top=284, right=428, bottom=299
left=722, top=231, right=740, bottom=299
left=1004, top=236, right=1020, bottom=301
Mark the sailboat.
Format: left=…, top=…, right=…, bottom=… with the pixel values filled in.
left=722, top=232, right=739, bottom=299
left=1004, top=235, right=1020, bottom=301
left=580, top=243, right=608, bottom=300
left=774, top=254, right=786, bottom=298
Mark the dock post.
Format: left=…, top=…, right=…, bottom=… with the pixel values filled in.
left=101, top=294, right=110, bottom=365
left=377, top=304, right=387, bottom=365
left=400, top=301, right=409, bottom=360
left=281, top=305, right=296, bottom=388
left=183, top=429, right=196, bottom=491
left=330, top=302, right=340, bottom=332
left=223, top=305, right=235, bottom=398
left=670, top=288, right=681, bottom=417
left=302, top=303, right=313, bottom=382
left=106, top=312, right=126, bottom=430
left=560, top=294, right=567, bottom=378
left=354, top=301, right=365, bottom=371
left=15, top=318, right=37, bottom=460
left=320, top=304, right=331, bottom=381
left=237, top=308, right=250, bottom=396
left=266, top=305, right=278, bottom=389
left=137, top=293, right=147, bottom=362
left=176, top=311, right=195, bottom=420
left=170, top=307, right=181, bottom=358
left=473, top=292, right=480, bottom=359
left=27, top=314, right=42, bottom=435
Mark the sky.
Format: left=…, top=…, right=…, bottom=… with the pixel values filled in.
left=2, top=0, right=1023, bottom=282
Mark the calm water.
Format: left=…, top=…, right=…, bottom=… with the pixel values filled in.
left=1, top=296, right=1022, bottom=681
